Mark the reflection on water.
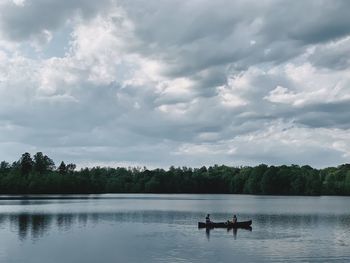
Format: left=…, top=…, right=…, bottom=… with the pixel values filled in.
left=6, top=213, right=67, bottom=241
left=0, top=194, right=349, bottom=263
left=2, top=210, right=349, bottom=242
left=2, top=211, right=251, bottom=241
left=203, top=225, right=250, bottom=240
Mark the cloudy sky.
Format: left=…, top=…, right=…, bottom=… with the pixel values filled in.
left=0, top=0, right=349, bottom=168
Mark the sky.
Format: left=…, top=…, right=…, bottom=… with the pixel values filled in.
left=0, top=0, right=349, bottom=168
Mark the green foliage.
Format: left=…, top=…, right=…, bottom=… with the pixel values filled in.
left=0, top=152, right=350, bottom=195
left=58, top=161, right=67, bottom=175
left=19, top=152, right=34, bottom=176
left=33, top=152, right=55, bottom=174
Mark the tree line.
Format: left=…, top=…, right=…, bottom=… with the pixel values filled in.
left=0, top=152, right=350, bottom=195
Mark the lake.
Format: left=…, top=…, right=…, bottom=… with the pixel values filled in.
left=0, top=194, right=349, bottom=262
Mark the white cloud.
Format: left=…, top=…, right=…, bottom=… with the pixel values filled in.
left=265, top=85, right=298, bottom=105
left=265, top=62, right=350, bottom=106
left=174, top=121, right=350, bottom=167
left=217, top=85, right=248, bottom=108
left=12, top=0, right=26, bottom=6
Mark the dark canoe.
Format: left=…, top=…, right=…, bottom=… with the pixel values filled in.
left=198, top=220, right=252, bottom=229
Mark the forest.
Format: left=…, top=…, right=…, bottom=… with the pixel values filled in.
left=0, top=152, right=350, bottom=195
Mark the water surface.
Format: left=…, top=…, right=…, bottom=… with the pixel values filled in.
left=0, top=194, right=349, bottom=262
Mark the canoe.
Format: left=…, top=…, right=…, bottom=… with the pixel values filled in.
left=198, top=220, right=252, bottom=229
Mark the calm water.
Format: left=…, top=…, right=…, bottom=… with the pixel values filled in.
left=0, top=194, right=349, bottom=263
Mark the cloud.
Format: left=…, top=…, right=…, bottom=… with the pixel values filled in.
left=0, top=0, right=350, bottom=168
left=115, top=0, right=350, bottom=88
left=309, top=37, right=350, bottom=70
left=175, top=121, right=350, bottom=167
left=0, top=0, right=112, bottom=44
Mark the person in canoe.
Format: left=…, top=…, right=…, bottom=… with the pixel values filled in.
left=205, top=214, right=211, bottom=224
left=226, top=214, right=237, bottom=225
left=232, top=214, right=237, bottom=224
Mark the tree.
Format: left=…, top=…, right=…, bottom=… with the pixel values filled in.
left=66, top=163, right=76, bottom=173
left=33, top=152, right=55, bottom=174
left=58, top=161, right=67, bottom=175
left=145, top=177, right=161, bottom=193
left=324, top=173, right=337, bottom=195
left=19, top=152, right=34, bottom=176
left=0, top=161, right=10, bottom=173
left=261, top=166, right=279, bottom=194
left=244, top=164, right=267, bottom=194
left=345, top=172, right=350, bottom=194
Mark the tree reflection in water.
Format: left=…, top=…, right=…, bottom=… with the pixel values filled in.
left=0, top=209, right=349, bottom=243
left=4, top=213, right=79, bottom=241
left=0, top=211, right=189, bottom=241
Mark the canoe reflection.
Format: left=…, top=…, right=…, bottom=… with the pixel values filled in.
left=203, top=226, right=252, bottom=240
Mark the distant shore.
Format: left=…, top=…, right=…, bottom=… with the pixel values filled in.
left=1, top=152, right=349, bottom=195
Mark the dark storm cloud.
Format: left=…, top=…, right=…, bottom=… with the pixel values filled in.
left=287, top=1, right=350, bottom=44
left=309, top=38, right=350, bottom=70
left=0, top=0, right=112, bottom=42
left=295, top=101, right=350, bottom=129
left=103, top=0, right=350, bottom=102
left=260, top=0, right=350, bottom=44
